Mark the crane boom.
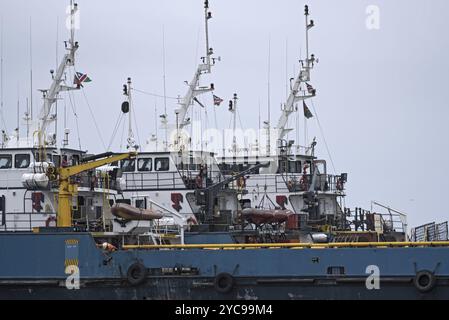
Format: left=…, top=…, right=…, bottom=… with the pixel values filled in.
left=50, top=152, right=137, bottom=227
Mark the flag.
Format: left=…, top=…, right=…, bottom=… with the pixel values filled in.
left=74, top=72, right=92, bottom=88
left=306, top=83, right=316, bottom=95
left=303, top=101, right=313, bottom=119
left=213, top=95, right=224, bottom=106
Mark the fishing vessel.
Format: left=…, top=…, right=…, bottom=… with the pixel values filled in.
left=0, top=1, right=122, bottom=234
left=0, top=1, right=449, bottom=301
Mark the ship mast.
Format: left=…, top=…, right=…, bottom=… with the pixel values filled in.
left=0, top=17, right=7, bottom=146
left=123, top=77, right=138, bottom=151
left=275, top=5, right=317, bottom=145
left=230, top=93, right=238, bottom=154
left=35, top=0, right=80, bottom=149
left=172, top=0, right=218, bottom=152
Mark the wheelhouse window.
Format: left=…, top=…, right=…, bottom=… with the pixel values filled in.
left=138, top=158, right=152, bottom=172
left=0, top=155, right=12, bottom=169
left=71, top=154, right=80, bottom=165
left=288, top=160, right=302, bottom=174
left=278, top=160, right=288, bottom=173
left=155, top=158, right=170, bottom=172
left=121, top=159, right=136, bottom=172
left=15, top=154, right=31, bottom=169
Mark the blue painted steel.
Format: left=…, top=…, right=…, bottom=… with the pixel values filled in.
left=1, top=232, right=449, bottom=299
left=1, top=233, right=448, bottom=279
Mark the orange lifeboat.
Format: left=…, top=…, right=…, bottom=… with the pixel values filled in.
left=242, top=208, right=293, bottom=225
left=111, top=203, right=164, bottom=221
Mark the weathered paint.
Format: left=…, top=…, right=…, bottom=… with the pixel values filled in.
left=1, top=232, right=449, bottom=300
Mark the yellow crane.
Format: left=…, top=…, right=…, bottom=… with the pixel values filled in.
left=47, top=152, right=137, bottom=228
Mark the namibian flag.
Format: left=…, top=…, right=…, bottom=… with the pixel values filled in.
left=74, top=72, right=92, bottom=88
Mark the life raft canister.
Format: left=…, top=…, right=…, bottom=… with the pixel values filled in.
left=414, top=270, right=436, bottom=293
left=127, top=262, right=147, bottom=286
left=214, top=273, right=235, bottom=294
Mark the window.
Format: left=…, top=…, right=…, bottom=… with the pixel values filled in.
left=15, top=154, right=30, bottom=169
left=135, top=199, right=146, bottom=209
left=121, top=159, right=136, bottom=172
left=278, top=160, right=287, bottom=173
left=53, top=155, right=61, bottom=168
left=288, top=160, right=302, bottom=173
left=0, top=155, right=12, bottom=169
left=155, top=158, right=170, bottom=172
left=138, top=158, right=152, bottom=172
left=71, top=155, right=80, bottom=165
left=0, top=195, right=5, bottom=213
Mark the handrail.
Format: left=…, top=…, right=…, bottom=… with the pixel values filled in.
left=123, top=241, right=449, bottom=251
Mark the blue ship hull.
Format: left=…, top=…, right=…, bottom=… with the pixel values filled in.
left=1, top=233, right=449, bottom=300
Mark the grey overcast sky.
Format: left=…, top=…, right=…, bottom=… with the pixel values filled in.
left=0, top=0, right=449, bottom=229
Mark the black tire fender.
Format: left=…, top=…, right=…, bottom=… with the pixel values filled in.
left=214, top=273, right=235, bottom=294
left=414, top=270, right=436, bottom=293
left=127, top=262, right=147, bottom=286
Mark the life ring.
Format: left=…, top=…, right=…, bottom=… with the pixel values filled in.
left=127, top=262, right=147, bottom=286
left=214, top=273, right=235, bottom=294
left=45, top=216, right=57, bottom=227
left=414, top=270, right=436, bottom=293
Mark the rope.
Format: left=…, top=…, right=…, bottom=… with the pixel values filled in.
left=310, top=99, right=337, bottom=174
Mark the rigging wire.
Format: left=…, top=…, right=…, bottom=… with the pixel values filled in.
left=79, top=87, right=107, bottom=151
left=66, top=90, right=82, bottom=151
left=0, top=17, right=8, bottom=133
left=132, top=88, right=178, bottom=100
left=132, top=101, right=141, bottom=149
left=119, top=112, right=126, bottom=151
left=107, top=110, right=124, bottom=151
left=310, top=99, right=337, bottom=174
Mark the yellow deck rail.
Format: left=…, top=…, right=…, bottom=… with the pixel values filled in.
left=123, top=241, right=449, bottom=251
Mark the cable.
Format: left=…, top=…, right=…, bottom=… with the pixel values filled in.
left=80, top=88, right=107, bottom=151
left=0, top=108, right=7, bottom=134
left=119, top=113, right=126, bottom=151
left=132, top=102, right=141, bottom=149
left=310, top=99, right=337, bottom=174
left=132, top=88, right=178, bottom=100
left=107, top=110, right=124, bottom=151
left=66, top=91, right=82, bottom=151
